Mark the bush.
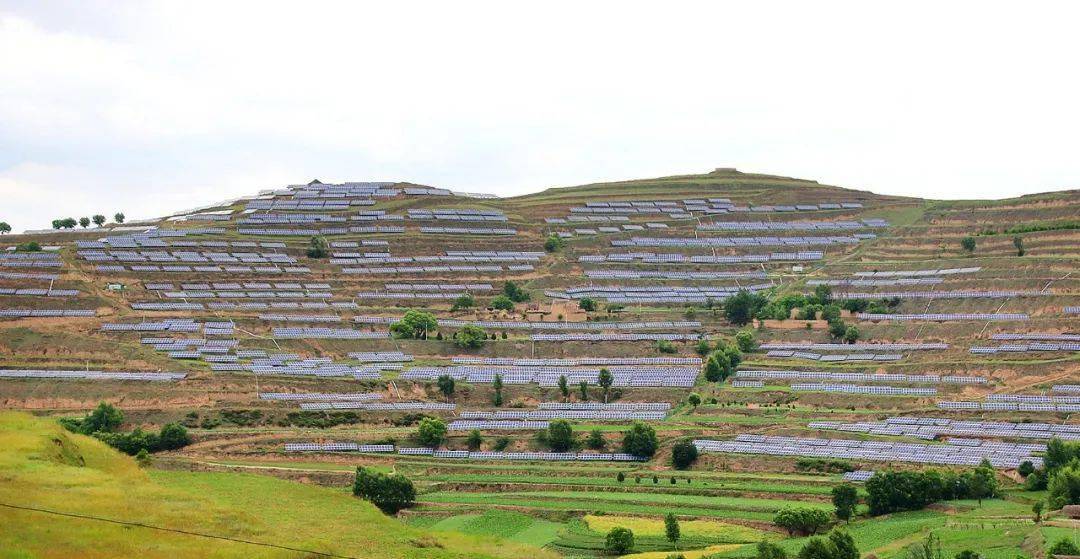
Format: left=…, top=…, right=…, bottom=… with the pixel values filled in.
left=842, top=325, right=860, bottom=343
left=605, top=527, right=634, bottom=555
left=157, top=423, right=191, bottom=450
left=502, top=281, right=530, bottom=303
left=724, top=290, right=757, bottom=325
left=694, top=339, right=711, bottom=356
left=416, top=418, right=447, bottom=447
left=1049, top=538, right=1080, bottom=557
left=15, top=241, right=41, bottom=252
left=622, top=421, right=658, bottom=458
left=961, top=236, right=976, bottom=253
left=655, top=340, right=677, bottom=354
left=1048, top=461, right=1080, bottom=509
left=756, top=541, right=788, bottom=559
left=579, top=297, right=597, bottom=312
left=467, top=429, right=483, bottom=450
left=686, top=393, right=701, bottom=407
left=493, top=436, right=511, bottom=451
left=671, top=440, right=699, bottom=470
left=831, top=484, right=858, bottom=521
left=774, top=507, right=830, bottom=536
left=828, top=320, right=848, bottom=339
left=544, top=234, right=565, bottom=252
left=77, top=402, right=124, bottom=434
left=353, top=467, right=415, bottom=514
left=735, top=330, right=756, bottom=352
left=451, top=293, right=475, bottom=311
left=491, top=294, right=515, bottom=311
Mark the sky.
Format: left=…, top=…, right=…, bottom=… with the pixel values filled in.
left=2, top=1, right=1079, bottom=231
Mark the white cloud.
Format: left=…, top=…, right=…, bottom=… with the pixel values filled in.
left=1, top=1, right=1079, bottom=231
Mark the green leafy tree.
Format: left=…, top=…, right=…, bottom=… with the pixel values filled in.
left=756, top=541, right=788, bottom=559
left=954, top=551, right=981, bottom=559
left=587, top=428, right=606, bottom=450
left=80, top=402, right=124, bottom=434
left=490, top=294, right=515, bottom=311
left=598, top=368, right=614, bottom=403
left=622, top=421, right=658, bottom=458
left=558, top=375, right=570, bottom=401
left=1049, top=537, right=1080, bottom=556
left=774, top=507, right=830, bottom=536
left=114, top=212, right=125, bottom=223
left=92, top=214, right=106, bottom=227
left=968, top=459, right=997, bottom=505
left=0, top=222, right=12, bottom=234
left=1048, top=461, right=1080, bottom=509
left=724, top=290, right=757, bottom=326
left=735, top=330, right=756, bottom=352
left=829, top=529, right=859, bottom=559
left=492, top=374, right=504, bottom=406
left=455, top=324, right=487, bottom=349
left=1013, top=235, right=1025, bottom=256
left=306, top=235, right=329, bottom=258
left=436, top=375, right=456, bottom=401
left=605, top=527, right=634, bottom=555
left=578, top=297, right=597, bottom=312
left=843, top=325, right=860, bottom=344
left=904, top=533, right=944, bottom=559
left=686, top=393, right=701, bottom=408
left=694, top=339, right=712, bottom=356
left=671, top=440, right=699, bottom=470
left=416, top=418, right=447, bottom=447
left=547, top=419, right=575, bottom=452
left=703, top=355, right=724, bottom=382
left=502, top=281, right=530, bottom=302
left=353, top=466, right=416, bottom=514
left=544, top=234, right=565, bottom=252
left=617, top=471, right=625, bottom=483
left=665, top=513, right=681, bottom=550
left=797, top=538, right=835, bottom=559
left=78, top=217, right=90, bottom=228
left=655, top=339, right=677, bottom=354
left=451, top=293, right=475, bottom=311
left=961, top=236, right=976, bottom=253
left=831, top=483, right=859, bottom=521
left=828, top=320, right=848, bottom=339
left=390, top=310, right=438, bottom=339
left=1033, top=500, right=1044, bottom=523
left=157, top=423, right=191, bottom=450
left=579, top=380, right=589, bottom=401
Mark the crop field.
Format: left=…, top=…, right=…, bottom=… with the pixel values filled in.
left=1, top=170, right=1078, bottom=558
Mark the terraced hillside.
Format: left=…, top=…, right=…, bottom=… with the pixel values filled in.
left=1, top=168, right=1078, bottom=558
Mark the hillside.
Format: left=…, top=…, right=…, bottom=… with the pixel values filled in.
left=0, top=168, right=1078, bottom=558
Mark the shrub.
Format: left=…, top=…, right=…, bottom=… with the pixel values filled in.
left=306, top=235, right=329, bottom=258
left=686, top=393, right=701, bottom=407
left=587, top=429, right=606, bottom=450
left=548, top=419, right=575, bottom=452
left=579, top=297, right=597, bottom=312
left=655, top=340, right=677, bottom=354
left=353, top=466, right=415, bottom=514
left=416, top=418, right=447, bottom=447
left=491, top=294, right=515, bottom=311
left=455, top=324, right=487, bottom=349
left=735, top=330, right=756, bottom=352
left=15, top=241, right=41, bottom=252
left=467, top=429, right=483, bottom=450
left=544, top=234, right=565, bottom=252
left=961, top=236, right=976, bottom=253
left=451, top=293, right=475, bottom=311
left=756, top=541, right=788, bottom=559
left=605, top=527, right=634, bottom=555
left=436, top=375, right=456, bottom=401
left=1049, top=538, right=1080, bottom=557
left=694, top=339, right=711, bottom=356
left=842, top=325, right=860, bottom=343
left=502, top=281, right=530, bottom=302
left=1048, top=461, right=1080, bottom=509
left=493, top=436, right=511, bottom=451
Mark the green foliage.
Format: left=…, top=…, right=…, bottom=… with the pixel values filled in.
left=664, top=513, right=680, bottom=547
left=492, top=436, right=511, bottom=451
left=797, top=537, right=834, bottom=559
left=655, top=340, right=677, bottom=354
left=1047, top=461, right=1080, bottom=509
left=15, top=241, right=41, bottom=252
left=416, top=417, right=447, bottom=447
left=622, top=421, right=658, bottom=458
left=467, top=429, right=483, bottom=451
left=578, top=380, right=589, bottom=401
left=1049, top=537, right=1080, bottom=556
left=604, top=527, right=634, bottom=555
left=79, top=402, right=124, bottom=434
left=756, top=541, right=788, bottom=559
left=598, top=368, right=613, bottom=402
left=135, top=448, right=152, bottom=467
left=724, top=290, right=761, bottom=326
left=819, top=305, right=841, bottom=323
left=578, top=297, right=597, bottom=312
left=774, top=507, right=830, bottom=536
left=839, top=299, right=868, bottom=313
left=547, top=419, right=575, bottom=452
left=92, top=214, right=106, bottom=227
left=842, top=325, right=860, bottom=343
left=1032, top=500, right=1044, bottom=523
left=491, top=294, right=515, bottom=311
left=0, top=221, right=10, bottom=234
left=451, top=293, right=476, bottom=311
left=903, top=533, right=944, bottom=559
left=811, top=284, right=832, bottom=305
left=353, top=466, right=416, bottom=514
left=306, top=235, right=330, bottom=258
left=436, top=375, right=456, bottom=400
left=157, top=423, right=192, bottom=450
left=390, top=310, right=438, bottom=339
left=865, top=468, right=992, bottom=515
left=455, top=324, right=488, bottom=349
left=954, top=551, right=981, bottom=559
left=960, top=236, right=976, bottom=253
left=686, top=393, right=701, bottom=407
left=1044, top=438, right=1080, bottom=471
left=492, top=374, right=503, bottom=406
left=616, top=471, right=625, bottom=482
left=829, top=530, right=859, bottom=559
left=78, top=217, right=90, bottom=228
left=831, top=484, right=858, bottom=521
left=968, top=460, right=997, bottom=504
left=735, top=330, right=756, bottom=352
left=502, top=281, right=530, bottom=302
left=795, top=458, right=854, bottom=473
left=558, top=375, right=570, bottom=400
left=544, top=234, right=565, bottom=252
left=827, top=320, right=848, bottom=339
left=694, top=339, right=711, bottom=356
left=671, top=440, right=699, bottom=470
left=587, top=428, right=606, bottom=450
left=1018, top=460, right=1035, bottom=477
left=114, top=212, right=125, bottom=223
left=1013, top=235, right=1025, bottom=256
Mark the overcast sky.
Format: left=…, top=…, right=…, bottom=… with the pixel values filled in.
left=2, top=1, right=1079, bottom=231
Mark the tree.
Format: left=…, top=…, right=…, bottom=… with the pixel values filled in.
left=671, top=440, right=699, bottom=470
left=828, top=320, right=848, bottom=339
left=797, top=538, right=835, bottom=559
left=904, top=533, right=944, bottom=559
left=1048, top=461, right=1080, bottom=509
left=80, top=402, right=124, bottom=434
left=135, top=448, right=152, bottom=467
left=579, top=297, right=597, bottom=312
left=811, top=284, right=833, bottom=305
left=78, top=217, right=90, bottom=228
left=436, top=375, right=456, bottom=401
left=587, top=429, right=606, bottom=450
left=92, top=214, right=106, bottom=227
left=52, top=219, right=62, bottom=230
left=157, top=423, right=191, bottom=450
left=502, top=281, right=530, bottom=302
left=831, top=484, right=858, bottom=522
left=547, top=419, right=574, bottom=452
left=774, top=507, right=830, bottom=536
left=605, top=527, right=634, bottom=555
left=1049, top=537, right=1080, bottom=557
left=114, top=212, right=125, bottom=223
left=1013, top=236, right=1025, bottom=256
left=455, top=324, right=487, bottom=349
left=968, top=459, right=997, bottom=505
left=1033, top=500, right=1044, bottom=523
left=15, top=241, right=40, bottom=252
left=842, top=325, right=860, bottom=344
left=353, top=466, right=416, bottom=514
left=492, top=374, right=504, bottom=406
left=961, top=236, right=976, bottom=253
left=0, top=222, right=10, bottom=234
left=558, top=375, right=570, bottom=401
left=656, top=340, right=677, bottom=354
left=703, top=355, right=724, bottom=382
left=735, top=330, right=756, bottom=352
left=954, top=551, right=981, bottom=559
left=665, top=513, right=681, bottom=550
left=61, top=217, right=76, bottom=229
left=829, top=529, right=859, bottom=559
left=724, top=290, right=756, bottom=326
left=451, top=293, right=475, bottom=311
left=544, top=234, right=565, bottom=252
left=579, top=380, right=589, bottom=401
left=467, top=429, right=483, bottom=450
left=598, top=368, right=614, bottom=403
left=490, top=294, right=515, bottom=311
left=416, top=418, right=447, bottom=447
left=306, top=235, right=329, bottom=258
left=756, top=541, right=788, bottom=559
left=694, top=339, right=711, bottom=356
left=390, top=310, right=438, bottom=339
left=622, top=421, right=658, bottom=458
left=687, top=393, right=701, bottom=408
left=617, top=471, right=625, bottom=483
left=1018, top=460, right=1035, bottom=477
